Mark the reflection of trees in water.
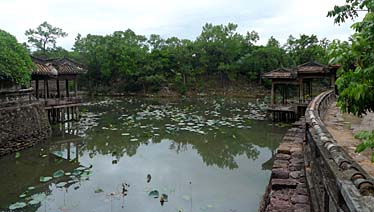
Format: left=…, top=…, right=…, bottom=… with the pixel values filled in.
left=0, top=147, right=81, bottom=210
left=78, top=97, right=286, bottom=169
left=78, top=120, right=285, bottom=170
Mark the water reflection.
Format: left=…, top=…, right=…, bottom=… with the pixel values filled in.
left=0, top=97, right=286, bottom=211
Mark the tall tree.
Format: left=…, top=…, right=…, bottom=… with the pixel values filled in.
left=0, top=29, right=34, bottom=86
left=284, top=34, right=327, bottom=65
left=25, top=21, right=67, bottom=55
left=328, top=0, right=374, bottom=161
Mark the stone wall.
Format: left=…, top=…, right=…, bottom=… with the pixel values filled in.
left=259, top=119, right=310, bottom=212
left=305, top=90, right=374, bottom=212
left=0, top=88, right=51, bottom=157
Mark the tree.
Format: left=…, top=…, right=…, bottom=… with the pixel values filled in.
left=238, top=45, right=289, bottom=84
left=328, top=1, right=374, bottom=160
left=284, top=34, right=328, bottom=65
left=195, top=23, right=246, bottom=87
left=266, top=36, right=280, bottom=48
left=0, top=29, right=34, bottom=86
left=25, top=21, right=67, bottom=55
left=327, top=1, right=374, bottom=116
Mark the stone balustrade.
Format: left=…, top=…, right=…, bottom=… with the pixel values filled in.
left=305, top=90, right=374, bottom=211
left=260, top=90, right=374, bottom=212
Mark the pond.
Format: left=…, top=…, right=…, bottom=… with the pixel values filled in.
left=0, top=97, right=287, bottom=212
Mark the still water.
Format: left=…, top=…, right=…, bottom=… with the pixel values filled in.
left=0, top=97, right=286, bottom=212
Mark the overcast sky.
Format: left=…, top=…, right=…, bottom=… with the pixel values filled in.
left=1, top=0, right=356, bottom=50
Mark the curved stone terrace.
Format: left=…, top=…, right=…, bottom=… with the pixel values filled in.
left=261, top=90, right=374, bottom=212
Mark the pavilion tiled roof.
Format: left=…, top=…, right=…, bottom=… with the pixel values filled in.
left=296, top=61, right=328, bottom=74
left=263, top=68, right=296, bottom=79
left=53, top=58, right=87, bottom=75
left=31, top=57, right=58, bottom=76
left=31, top=57, right=87, bottom=76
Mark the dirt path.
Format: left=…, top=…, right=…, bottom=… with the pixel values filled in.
left=323, top=102, right=374, bottom=176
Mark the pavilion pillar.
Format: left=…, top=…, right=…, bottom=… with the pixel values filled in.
left=65, top=80, right=69, bottom=98
left=299, top=78, right=303, bottom=103
left=285, top=84, right=288, bottom=105
left=282, top=85, right=285, bottom=105
left=46, top=80, right=49, bottom=98
left=35, top=79, right=39, bottom=99
left=74, top=78, right=78, bottom=97
left=56, top=79, right=60, bottom=99
left=271, top=82, right=275, bottom=105
left=43, top=80, right=46, bottom=98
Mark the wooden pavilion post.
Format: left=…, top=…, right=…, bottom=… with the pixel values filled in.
left=35, top=79, right=39, bottom=99
left=299, top=78, right=303, bottom=103
left=43, top=79, right=47, bottom=99
left=271, top=82, right=275, bottom=105
left=46, top=80, right=49, bottom=98
left=56, top=79, right=60, bottom=99
left=285, top=84, right=288, bottom=105
left=74, top=78, right=78, bottom=97
left=65, top=79, right=69, bottom=98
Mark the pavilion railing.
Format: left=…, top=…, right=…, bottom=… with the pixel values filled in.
left=305, top=90, right=374, bottom=212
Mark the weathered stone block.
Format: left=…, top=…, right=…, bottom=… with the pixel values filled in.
left=271, top=179, right=298, bottom=189
left=272, top=168, right=290, bottom=179
left=291, top=195, right=309, bottom=204
left=276, top=153, right=291, bottom=160
left=277, top=143, right=292, bottom=154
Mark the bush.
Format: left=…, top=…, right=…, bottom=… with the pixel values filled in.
left=0, top=29, right=34, bottom=86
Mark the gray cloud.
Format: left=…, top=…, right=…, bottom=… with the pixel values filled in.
left=0, top=0, right=355, bottom=49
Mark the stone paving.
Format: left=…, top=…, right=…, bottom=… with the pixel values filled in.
left=259, top=120, right=310, bottom=212
left=323, top=102, right=374, bottom=177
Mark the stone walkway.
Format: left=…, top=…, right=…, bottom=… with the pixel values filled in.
left=259, top=120, right=310, bottom=212
left=323, top=102, right=374, bottom=176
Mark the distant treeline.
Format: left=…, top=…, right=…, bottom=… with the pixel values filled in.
left=29, top=23, right=330, bottom=94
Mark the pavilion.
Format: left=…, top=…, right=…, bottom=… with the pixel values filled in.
left=31, top=56, right=87, bottom=123
left=263, top=61, right=339, bottom=122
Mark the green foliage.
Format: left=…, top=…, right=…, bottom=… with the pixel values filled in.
left=354, top=130, right=374, bottom=162
left=284, top=34, right=328, bottom=65
left=329, top=0, right=374, bottom=162
left=0, top=29, right=34, bottom=86
left=327, top=2, right=374, bottom=116
left=28, top=22, right=329, bottom=94
left=25, top=21, right=68, bottom=54
left=327, top=0, right=372, bottom=24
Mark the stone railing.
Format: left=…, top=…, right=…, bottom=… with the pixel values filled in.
left=0, top=88, right=34, bottom=107
left=305, top=90, right=374, bottom=212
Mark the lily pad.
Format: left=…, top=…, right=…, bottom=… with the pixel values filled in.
left=76, top=166, right=87, bottom=171
left=149, top=190, right=159, bottom=198
left=39, top=176, right=52, bottom=183
left=56, top=182, right=67, bottom=187
left=30, top=193, right=46, bottom=202
left=19, top=193, right=27, bottom=198
left=28, top=199, right=40, bottom=205
left=53, top=170, right=64, bottom=178
left=95, top=188, right=104, bottom=193
left=9, top=202, right=26, bottom=210
left=15, top=152, right=21, bottom=159
left=73, top=170, right=81, bottom=176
